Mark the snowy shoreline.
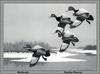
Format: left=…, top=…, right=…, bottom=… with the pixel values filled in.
left=3, top=49, right=96, bottom=62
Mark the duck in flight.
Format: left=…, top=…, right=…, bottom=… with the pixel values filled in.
left=65, top=6, right=94, bottom=29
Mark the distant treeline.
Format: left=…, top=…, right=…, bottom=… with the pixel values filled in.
left=78, top=45, right=97, bottom=50
left=3, top=40, right=55, bottom=52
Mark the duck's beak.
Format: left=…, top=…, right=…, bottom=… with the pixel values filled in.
left=65, top=10, right=69, bottom=12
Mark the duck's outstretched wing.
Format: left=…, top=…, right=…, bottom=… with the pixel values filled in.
left=29, top=56, right=40, bottom=67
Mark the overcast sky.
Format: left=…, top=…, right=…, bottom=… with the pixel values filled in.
left=4, top=4, right=96, bottom=48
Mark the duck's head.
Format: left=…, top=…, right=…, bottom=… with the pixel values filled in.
left=67, top=6, right=75, bottom=11
left=50, top=14, right=56, bottom=18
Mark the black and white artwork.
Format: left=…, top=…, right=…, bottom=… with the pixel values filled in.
left=1, top=1, right=98, bottom=74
